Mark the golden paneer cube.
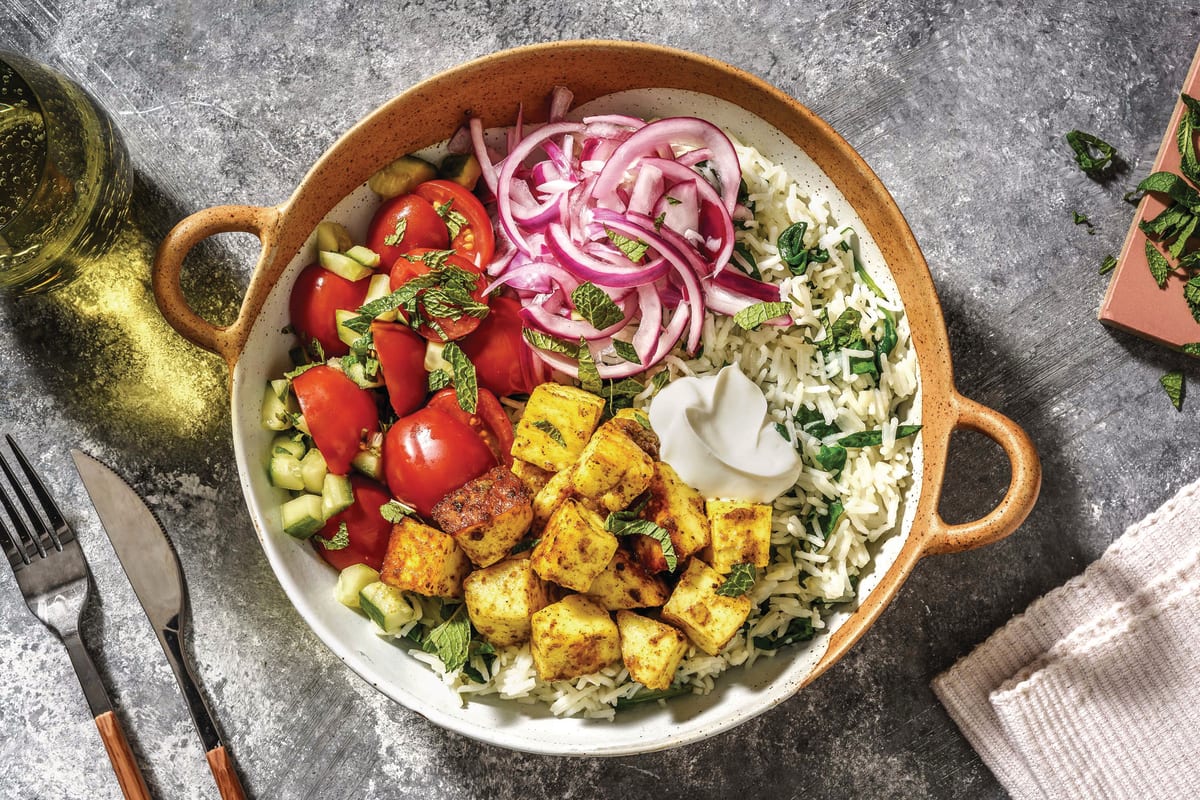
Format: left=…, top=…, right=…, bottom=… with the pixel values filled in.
left=661, top=559, right=752, bottom=655
left=532, top=467, right=575, bottom=532
left=463, top=557, right=550, bottom=647
left=702, top=500, right=773, bottom=573
left=511, top=459, right=553, bottom=496
left=632, top=462, right=711, bottom=573
left=570, top=425, right=654, bottom=512
left=530, top=594, right=620, bottom=681
left=586, top=549, right=670, bottom=610
left=603, top=408, right=660, bottom=459
left=431, top=466, right=533, bottom=568
left=616, top=611, right=689, bottom=691
left=380, top=517, right=471, bottom=598
left=531, top=499, right=618, bottom=592
left=511, top=383, right=606, bottom=471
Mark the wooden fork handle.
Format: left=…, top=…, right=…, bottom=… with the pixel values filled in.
left=206, top=745, right=248, bottom=800
left=94, top=711, right=152, bottom=800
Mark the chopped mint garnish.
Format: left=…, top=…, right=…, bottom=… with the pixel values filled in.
left=715, top=563, right=755, bottom=597
left=604, top=228, right=650, bottom=263
left=571, top=281, right=626, bottom=330
left=1065, top=129, right=1117, bottom=174
left=1160, top=370, right=1184, bottom=411
left=733, top=301, right=791, bottom=330
left=531, top=419, right=567, bottom=448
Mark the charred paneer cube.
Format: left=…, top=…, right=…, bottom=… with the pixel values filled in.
left=631, top=461, right=711, bottom=573
left=531, top=499, right=618, bottom=592
left=661, top=559, right=752, bottom=655
left=702, top=500, right=773, bottom=573
left=431, top=466, right=533, bottom=567
left=585, top=549, right=670, bottom=610
left=570, top=425, right=654, bottom=512
left=530, top=594, right=620, bottom=681
left=616, top=611, right=690, bottom=690
left=462, top=556, right=550, bottom=647
left=511, top=459, right=554, bottom=497
left=511, top=383, right=606, bottom=471
left=603, top=408, right=660, bottom=459
left=380, top=517, right=471, bottom=599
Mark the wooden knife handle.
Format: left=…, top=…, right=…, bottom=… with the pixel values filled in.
left=94, top=711, right=152, bottom=800
left=206, top=745, right=248, bottom=800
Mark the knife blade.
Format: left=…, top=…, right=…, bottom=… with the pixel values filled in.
left=71, top=449, right=247, bottom=800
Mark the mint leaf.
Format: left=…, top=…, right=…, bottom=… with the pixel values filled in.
left=1179, top=92, right=1200, bottom=185
left=837, top=425, right=922, bottom=448
left=814, top=308, right=865, bottom=353
left=383, top=217, right=407, bottom=247
left=1146, top=241, right=1173, bottom=288
left=380, top=500, right=416, bottom=523
left=820, top=500, right=844, bottom=540
left=653, top=212, right=666, bottom=231
left=612, top=340, right=641, bottom=364
left=423, top=607, right=471, bottom=673
left=815, top=444, right=847, bottom=477
left=1099, top=254, right=1117, bottom=275
left=715, top=563, right=755, bottom=597
left=428, top=369, right=451, bottom=391
left=531, top=419, right=566, bottom=448
left=435, top=200, right=469, bottom=239
left=1160, top=370, right=1184, bottom=411
left=577, top=341, right=602, bottom=393
left=604, top=228, right=650, bottom=263
left=733, top=301, right=790, bottom=330
left=317, top=522, right=350, bottom=551
left=1137, top=172, right=1200, bottom=212
left=571, top=281, right=626, bottom=330
left=1065, top=130, right=1117, bottom=174
left=1182, top=343, right=1200, bottom=356
left=442, top=341, right=477, bottom=413
left=605, top=512, right=677, bottom=571
left=1185, top=276, right=1200, bottom=323
left=522, top=328, right=579, bottom=356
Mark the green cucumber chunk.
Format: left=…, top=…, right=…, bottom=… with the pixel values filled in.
left=322, top=473, right=355, bottom=520
left=261, top=381, right=296, bottom=431
left=272, top=434, right=306, bottom=459
left=345, top=245, right=381, bottom=268
left=269, top=454, right=306, bottom=491
left=281, top=494, right=325, bottom=539
left=365, top=273, right=397, bottom=321
left=439, top=153, right=482, bottom=190
left=300, top=449, right=327, bottom=494
left=368, top=155, right=436, bottom=199
left=342, top=359, right=383, bottom=390
left=334, top=564, right=381, bottom=608
left=351, top=448, right=383, bottom=481
left=359, top=581, right=418, bottom=633
left=319, top=250, right=373, bottom=282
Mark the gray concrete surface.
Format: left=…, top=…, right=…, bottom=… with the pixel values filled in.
left=2, top=1, right=1199, bottom=798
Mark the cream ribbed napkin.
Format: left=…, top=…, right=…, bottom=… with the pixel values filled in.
left=932, top=478, right=1200, bottom=800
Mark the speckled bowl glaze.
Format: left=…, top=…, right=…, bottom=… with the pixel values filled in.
left=152, top=41, right=1040, bottom=756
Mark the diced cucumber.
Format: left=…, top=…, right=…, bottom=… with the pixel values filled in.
left=359, top=582, right=419, bottom=634
left=272, top=433, right=306, bottom=459
left=269, top=454, right=306, bottom=491
left=315, top=220, right=352, bottom=253
left=365, top=273, right=397, bottom=322
left=319, top=250, right=373, bottom=282
left=322, top=473, right=355, bottom=520
left=368, top=155, right=436, bottom=199
left=345, top=245, right=381, bottom=268
left=351, top=448, right=383, bottom=481
left=424, top=340, right=449, bottom=373
left=300, top=449, right=327, bottom=494
left=342, top=359, right=384, bottom=390
left=439, top=152, right=482, bottom=190
left=334, top=564, right=381, bottom=608
left=335, top=309, right=362, bottom=347
left=261, top=381, right=297, bottom=431
left=281, top=494, right=325, bottom=538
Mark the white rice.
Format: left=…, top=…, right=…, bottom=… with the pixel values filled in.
left=375, top=140, right=919, bottom=718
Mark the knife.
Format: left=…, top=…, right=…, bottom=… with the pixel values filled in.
left=71, top=450, right=248, bottom=800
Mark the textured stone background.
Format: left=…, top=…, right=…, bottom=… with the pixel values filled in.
left=2, top=2, right=1199, bottom=798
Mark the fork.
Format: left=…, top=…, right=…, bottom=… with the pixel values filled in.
left=0, top=436, right=152, bottom=800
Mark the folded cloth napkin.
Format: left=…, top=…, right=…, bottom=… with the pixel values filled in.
left=932, top=478, right=1200, bottom=800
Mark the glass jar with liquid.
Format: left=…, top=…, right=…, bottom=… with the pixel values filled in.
left=0, top=52, right=130, bottom=294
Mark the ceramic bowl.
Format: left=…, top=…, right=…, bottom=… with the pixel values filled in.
left=152, top=41, right=1040, bottom=755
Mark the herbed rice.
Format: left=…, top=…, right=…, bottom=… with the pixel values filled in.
left=384, top=139, right=919, bottom=719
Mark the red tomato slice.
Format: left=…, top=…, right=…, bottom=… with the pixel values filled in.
left=457, top=295, right=540, bottom=397
left=426, top=387, right=515, bottom=466
left=412, top=180, right=495, bottom=268
left=383, top=406, right=498, bottom=517
left=366, top=194, right=451, bottom=270
left=371, top=321, right=427, bottom=417
left=388, top=248, right=489, bottom=342
left=315, top=476, right=393, bottom=571
left=292, top=365, right=380, bottom=475
left=289, top=263, right=370, bottom=358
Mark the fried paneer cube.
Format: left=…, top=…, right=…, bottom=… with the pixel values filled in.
left=616, top=611, right=689, bottom=690
left=530, top=594, right=620, bottom=681
left=631, top=461, right=711, bottom=573
left=511, top=459, right=553, bottom=496
left=532, top=467, right=575, bottom=532
left=463, top=557, right=550, bottom=647
left=531, top=499, right=618, bottom=592
left=661, top=559, right=752, bottom=655
left=570, top=425, right=654, bottom=512
left=603, top=408, right=660, bottom=459
left=511, top=384, right=605, bottom=471
left=431, top=466, right=533, bottom=568
left=585, top=549, right=670, bottom=610
left=702, top=500, right=773, bottom=573
left=380, top=517, right=471, bottom=598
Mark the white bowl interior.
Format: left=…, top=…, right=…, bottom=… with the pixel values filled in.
left=231, top=88, right=923, bottom=755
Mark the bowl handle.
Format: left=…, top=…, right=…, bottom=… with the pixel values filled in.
left=924, top=393, right=1042, bottom=555
left=152, top=204, right=282, bottom=369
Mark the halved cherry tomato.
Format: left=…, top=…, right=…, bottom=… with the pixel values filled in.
left=458, top=295, right=540, bottom=397
left=371, top=321, right=427, bottom=417
left=292, top=365, right=379, bottom=475
left=383, top=406, right=498, bottom=517
left=426, top=387, right=515, bottom=466
left=366, top=194, right=450, bottom=270
left=289, top=264, right=370, bottom=358
left=315, top=476, right=393, bottom=571
left=412, top=180, right=495, bottom=268
left=388, top=248, right=489, bottom=342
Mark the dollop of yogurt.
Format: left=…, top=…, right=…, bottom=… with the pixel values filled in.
left=648, top=364, right=803, bottom=503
